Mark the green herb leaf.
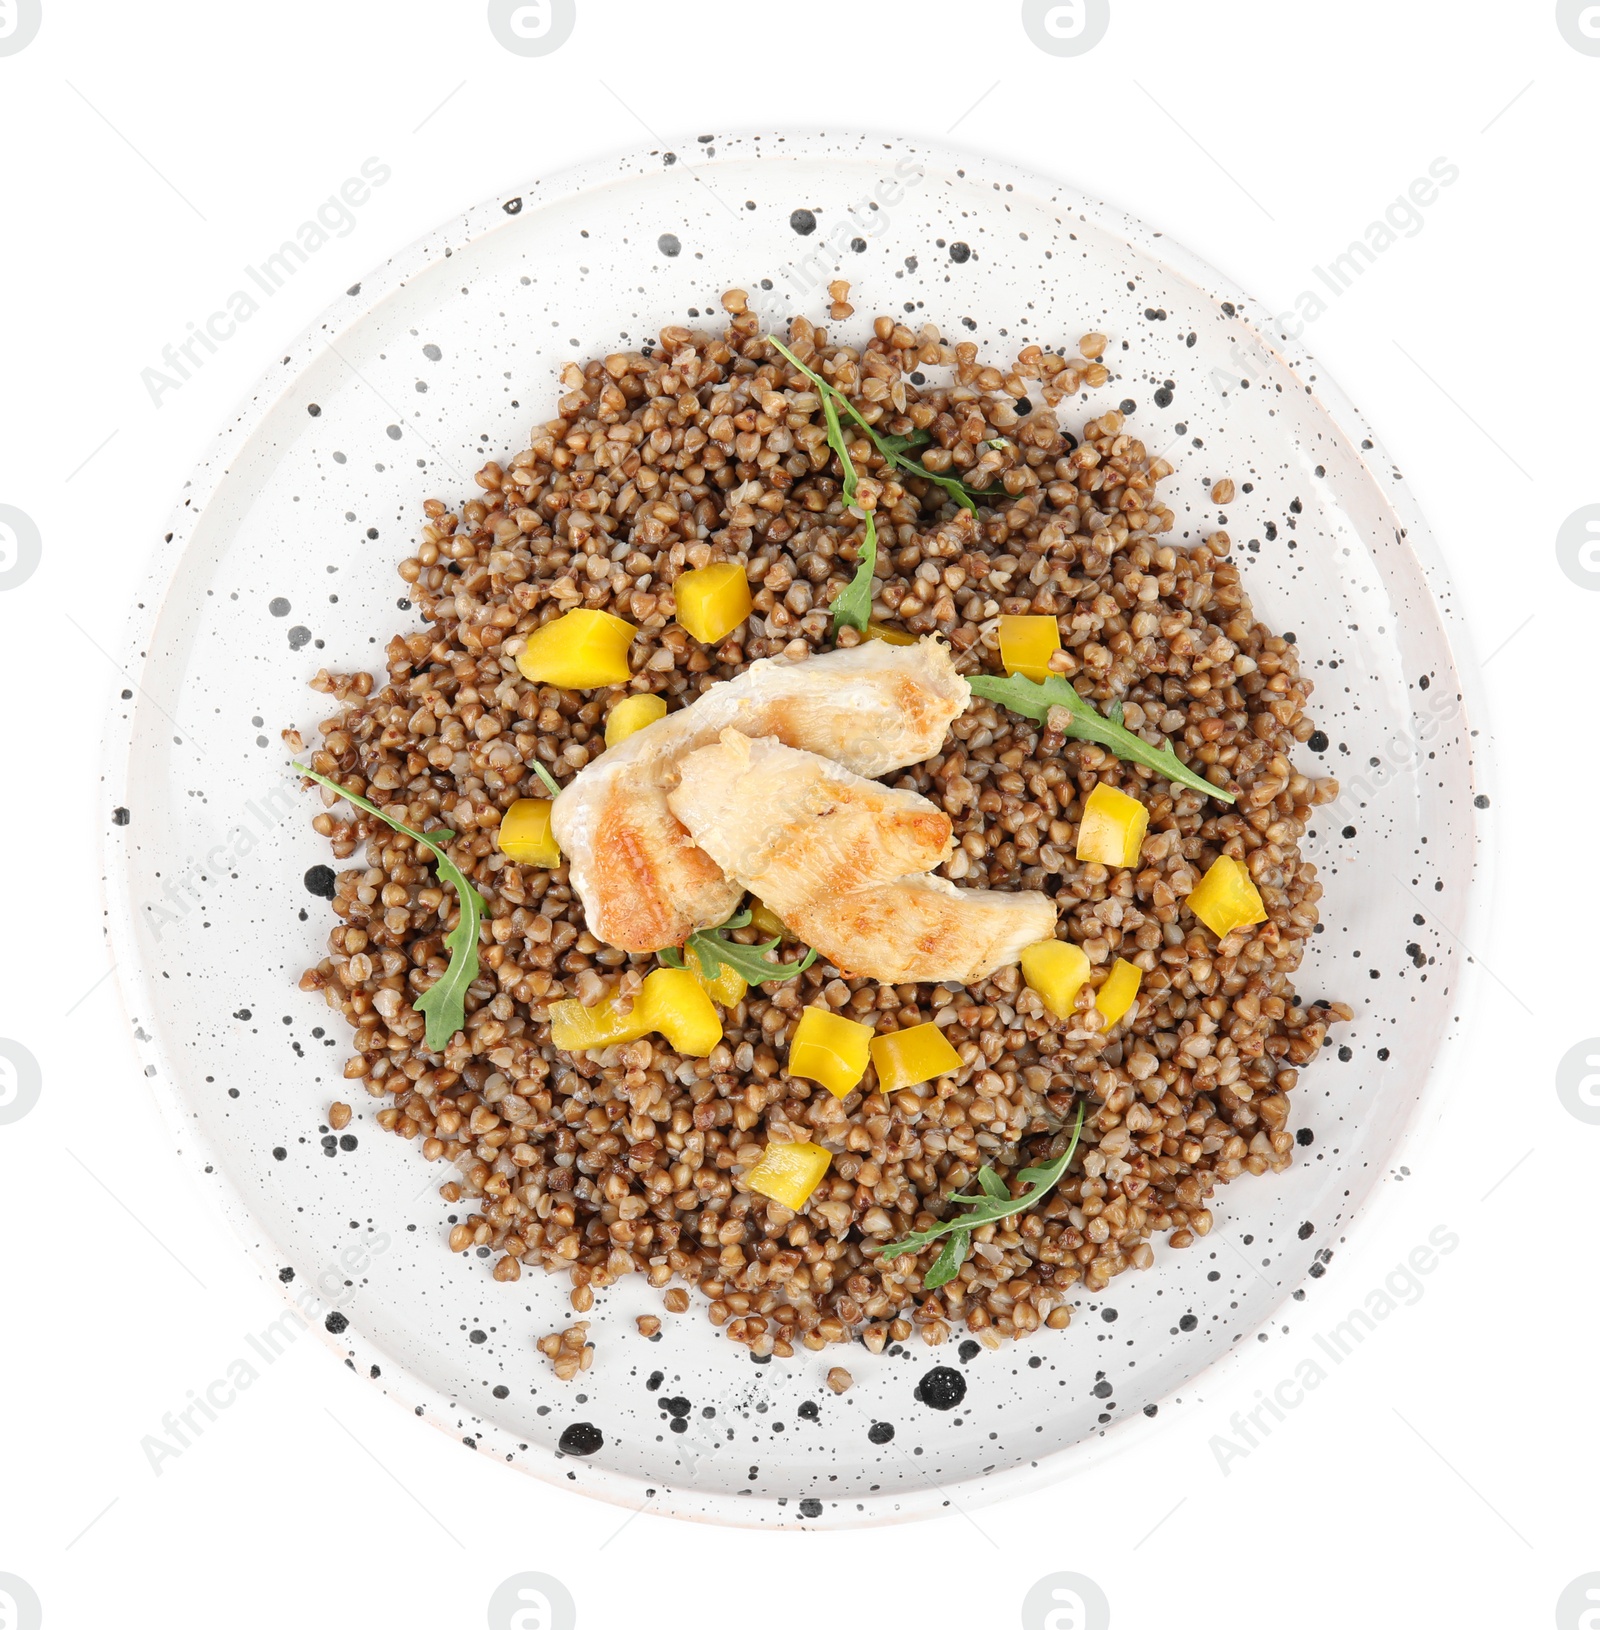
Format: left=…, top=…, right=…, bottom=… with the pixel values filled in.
left=828, top=512, right=878, bottom=635
left=967, top=671, right=1236, bottom=804
left=880, top=428, right=931, bottom=457
left=976, top=1166, right=1010, bottom=1202
left=923, top=1232, right=969, bottom=1290
left=875, top=1103, right=1086, bottom=1276
left=532, top=761, right=562, bottom=798
left=294, top=763, right=486, bottom=1052
left=765, top=336, right=877, bottom=634
left=662, top=907, right=820, bottom=987
left=767, top=332, right=992, bottom=526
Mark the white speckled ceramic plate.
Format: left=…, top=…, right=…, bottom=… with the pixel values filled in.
left=102, top=132, right=1491, bottom=1528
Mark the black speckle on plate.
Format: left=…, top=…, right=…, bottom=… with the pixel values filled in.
left=789, top=208, right=817, bottom=235
left=558, top=1421, right=603, bottom=1456
left=269, top=597, right=291, bottom=617
left=303, top=864, right=337, bottom=899
left=287, top=626, right=312, bottom=650
left=868, top=1421, right=895, bottom=1444
left=325, top=1311, right=348, bottom=1335
left=657, top=233, right=681, bottom=257
left=948, top=241, right=971, bottom=263
left=915, top=1366, right=966, bottom=1411
left=112, top=807, right=130, bottom=826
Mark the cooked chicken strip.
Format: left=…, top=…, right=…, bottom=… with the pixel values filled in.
left=667, top=730, right=1054, bottom=983
left=667, top=730, right=954, bottom=920
left=549, top=638, right=969, bottom=952
left=786, top=873, right=1058, bottom=985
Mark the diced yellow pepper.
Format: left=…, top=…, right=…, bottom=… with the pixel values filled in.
left=1075, top=782, right=1150, bottom=869
left=998, top=614, right=1061, bottom=681
left=674, top=562, right=752, bottom=645
left=788, top=1006, right=873, bottom=1099
left=1095, top=958, right=1143, bottom=1031
left=550, top=992, right=651, bottom=1051
left=870, top=1021, right=963, bottom=1092
left=635, top=967, right=723, bottom=1058
left=496, top=799, right=561, bottom=867
left=1019, top=939, right=1092, bottom=1021
left=1187, top=854, right=1268, bottom=938
left=692, top=956, right=747, bottom=1009
left=744, top=1140, right=832, bottom=1211
left=748, top=898, right=787, bottom=940
left=516, top=608, right=636, bottom=689
left=864, top=619, right=917, bottom=647
left=550, top=966, right=723, bottom=1056
left=605, top=691, right=667, bottom=748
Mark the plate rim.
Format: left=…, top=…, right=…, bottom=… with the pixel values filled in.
left=97, top=126, right=1498, bottom=1529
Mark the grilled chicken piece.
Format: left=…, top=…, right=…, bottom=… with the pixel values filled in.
left=550, top=638, right=969, bottom=952
left=786, top=874, right=1059, bottom=985
left=668, top=730, right=1056, bottom=983
left=667, top=730, right=955, bottom=920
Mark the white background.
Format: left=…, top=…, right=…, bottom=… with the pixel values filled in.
left=2, top=2, right=1597, bottom=1626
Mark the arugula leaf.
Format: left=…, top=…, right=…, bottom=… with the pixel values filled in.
left=828, top=512, right=878, bottom=636
left=875, top=1103, right=1086, bottom=1287
left=766, top=332, right=990, bottom=521
left=968, top=671, right=1236, bottom=805
left=765, top=337, right=877, bottom=634
left=658, top=907, right=819, bottom=986
left=531, top=761, right=562, bottom=798
left=880, top=428, right=931, bottom=457
left=293, top=763, right=487, bottom=1052
left=927, top=1232, right=969, bottom=1288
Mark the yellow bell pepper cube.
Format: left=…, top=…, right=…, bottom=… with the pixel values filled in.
left=674, top=562, right=752, bottom=645
left=1075, top=782, right=1150, bottom=869
left=1019, top=939, right=1092, bottom=1021
left=787, top=1006, right=873, bottom=1099
left=550, top=966, right=723, bottom=1056
left=748, top=898, right=787, bottom=940
left=635, top=967, right=723, bottom=1058
left=864, top=619, right=917, bottom=647
left=496, top=799, right=561, bottom=867
left=869, top=1021, right=963, bottom=1092
left=1095, top=958, right=1143, bottom=1031
left=516, top=608, right=637, bottom=688
left=549, top=991, right=652, bottom=1051
left=605, top=691, right=667, bottom=748
left=691, top=955, right=747, bottom=1009
left=744, top=1141, right=832, bottom=1211
left=1187, top=854, right=1268, bottom=938
left=997, top=614, right=1061, bottom=681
